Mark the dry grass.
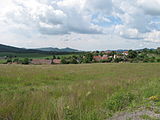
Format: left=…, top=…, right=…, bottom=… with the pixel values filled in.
left=0, top=63, right=160, bottom=120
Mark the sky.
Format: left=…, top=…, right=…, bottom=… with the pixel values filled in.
left=0, top=0, right=160, bottom=51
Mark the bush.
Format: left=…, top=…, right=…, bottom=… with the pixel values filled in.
left=13, top=58, right=19, bottom=63
left=114, top=58, right=123, bottom=63
left=61, top=58, right=69, bottom=64
left=143, top=57, right=150, bottom=63
left=21, top=58, right=29, bottom=64
left=105, top=92, right=135, bottom=112
left=128, top=50, right=138, bottom=58
left=7, top=59, right=12, bottom=63
left=70, top=58, right=78, bottom=64
left=157, top=59, right=160, bottom=62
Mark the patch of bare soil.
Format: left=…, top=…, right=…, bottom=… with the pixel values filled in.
left=108, top=106, right=160, bottom=120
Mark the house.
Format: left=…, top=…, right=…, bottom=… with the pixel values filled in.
left=52, top=59, right=61, bottom=64
left=114, top=55, right=122, bottom=59
left=102, top=55, right=108, bottom=60
left=93, top=56, right=102, bottom=62
left=122, top=51, right=129, bottom=56
left=105, top=51, right=112, bottom=54
left=31, top=59, right=52, bottom=65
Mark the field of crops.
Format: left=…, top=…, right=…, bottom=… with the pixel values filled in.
left=0, top=63, right=160, bottom=120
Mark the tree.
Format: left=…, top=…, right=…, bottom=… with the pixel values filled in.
left=70, top=58, right=78, bottom=64
left=57, top=56, right=60, bottom=59
left=7, top=59, right=12, bottom=63
left=157, top=47, right=160, bottom=54
left=21, top=58, right=29, bottom=64
left=143, top=56, right=150, bottom=63
left=83, top=53, right=93, bottom=63
left=128, top=50, right=138, bottom=58
left=13, top=58, right=19, bottom=63
left=52, top=55, right=56, bottom=59
left=157, top=58, right=160, bottom=62
left=149, top=57, right=155, bottom=63
left=61, top=58, right=69, bottom=64
left=114, top=58, right=123, bottom=63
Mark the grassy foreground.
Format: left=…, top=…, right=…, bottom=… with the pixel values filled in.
left=0, top=63, right=160, bottom=120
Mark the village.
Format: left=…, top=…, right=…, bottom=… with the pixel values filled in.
left=1, top=48, right=160, bottom=65
left=0, top=50, right=129, bottom=65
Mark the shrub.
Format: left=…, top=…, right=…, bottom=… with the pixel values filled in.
left=105, top=92, right=135, bottom=112
left=21, top=58, right=29, bottom=64
left=157, top=59, right=160, bottom=62
left=7, top=59, right=12, bottom=63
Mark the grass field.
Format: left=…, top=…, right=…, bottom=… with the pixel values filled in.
left=0, top=63, right=160, bottom=120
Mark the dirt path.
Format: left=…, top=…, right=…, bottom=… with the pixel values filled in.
left=109, top=110, right=160, bottom=120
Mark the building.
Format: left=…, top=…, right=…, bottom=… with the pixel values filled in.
left=52, top=59, right=61, bottom=64
left=31, top=59, right=52, bottom=65
left=93, top=56, right=102, bottom=62
left=102, top=55, right=108, bottom=60
left=122, top=51, right=129, bottom=56
left=105, top=51, right=112, bottom=54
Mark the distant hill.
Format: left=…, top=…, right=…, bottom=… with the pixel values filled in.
left=36, top=47, right=80, bottom=52
left=0, top=44, right=46, bottom=53
left=0, top=44, right=80, bottom=53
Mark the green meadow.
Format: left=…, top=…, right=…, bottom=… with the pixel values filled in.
left=0, top=63, right=160, bottom=120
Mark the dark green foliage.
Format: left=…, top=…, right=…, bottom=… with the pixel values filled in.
left=61, top=58, right=69, bottom=64
left=70, top=58, right=78, bottom=64
left=52, top=55, right=56, bottom=59
left=143, top=56, right=150, bottom=63
left=57, top=56, right=60, bottom=59
left=128, top=50, right=138, bottom=58
left=83, top=53, right=93, bottom=63
left=149, top=57, right=155, bottom=63
left=6, top=59, right=12, bottom=63
left=157, top=58, right=160, bottom=62
left=21, top=58, right=30, bottom=64
left=114, top=58, right=123, bottom=63
left=13, top=58, right=19, bottom=63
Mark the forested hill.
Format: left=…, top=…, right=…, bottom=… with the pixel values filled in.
left=0, top=44, right=80, bottom=53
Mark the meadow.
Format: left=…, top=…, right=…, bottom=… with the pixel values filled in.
left=0, top=63, right=160, bottom=120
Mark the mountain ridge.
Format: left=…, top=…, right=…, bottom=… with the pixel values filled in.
left=0, top=44, right=80, bottom=53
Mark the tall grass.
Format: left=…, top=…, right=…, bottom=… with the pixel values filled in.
left=0, top=63, right=160, bottom=120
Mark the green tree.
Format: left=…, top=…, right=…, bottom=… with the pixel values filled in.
left=70, top=58, right=78, bottom=64
left=157, top=58, right=160, bottom=62
left=128, top=50, right=138, bottom=58
left=149, top=57, right=155, bottom=63
left=143, top=56, right=150, bottom=63
left=114, top=58, right=123, bottom=63
left=21, top=58, right=29, bottom=64
left=7, top=59, right=12, bottom=63
left=52, top=55, right=56, bottom=59
left=83, top=53, right=93, bottom=63
left=61, top=58, right=69, bottom=64
left=13, top=58, right=19, bottom=63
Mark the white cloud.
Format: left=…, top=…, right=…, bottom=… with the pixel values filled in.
left=144, top=31, right=160, bottom=42
left=0, top=0, right=160, bottom=50
left=137, top=0, right=160, bottom=16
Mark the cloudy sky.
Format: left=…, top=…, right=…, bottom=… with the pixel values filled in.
left=0, top=0, right=160, bottom=50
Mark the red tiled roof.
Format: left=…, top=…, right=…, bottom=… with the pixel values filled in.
left=53, top=59, right=61, bottom=64
left=93, top=56, right=102, bottom=61
left=102, top=56, right=108, bottom=60
left=31, top=59, right=52, bottom=65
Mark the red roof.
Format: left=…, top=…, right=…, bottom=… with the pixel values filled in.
left=102, top=56, right=108, bottom=60
left=93, top=56, right=102, bottom=61
left=53, top=59, right=61, bottom=64
left=31, top=59, right=52, bottom=65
